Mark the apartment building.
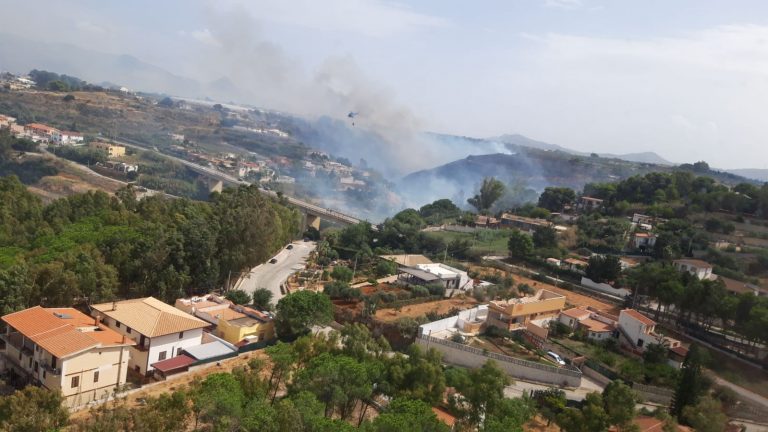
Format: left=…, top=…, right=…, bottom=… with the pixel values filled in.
left=1, top=306, right=134, bottom=408
left=91, top=297, right=208, bottom=376
left=89, top=141, right=126, bottom=157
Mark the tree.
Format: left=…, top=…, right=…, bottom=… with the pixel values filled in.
left=483, top=397, right=535, bottom=432
left=533, top=226, right=558, bottom=249
left=225, top=289, right=251, bottom=305
left=642, top=343, right=668, bottom=364
left=602, top=380, right=636, bottom=431
left=681, top=396, right=727, bottom=432
left=291, top=353, right=372, bottom=419
left=375, top=260, right=398, bottom=277
left=468, top=177, right=505, bottom=213
left=538, top=187, right=576, bottom=212
left=274, top=290, right=333, bottom=337
left=63, top=94, right=75, bottom=102
left=585, top=255, right=622, bottom=283
left=158, top=97, right=175, bottom=108
left=0, top=386, right=69, bottom=432
left=364, top=398, right=449, bottom=432
left=508, top=230, right=533, bottom=259
left=190, top=373, right=244, bottom=430
left=252, top=288, right=273, bottom=310
left=457, top=360, right=510, bottom=425
left=331, top=265, right=354, bottom=282
left=534, top=389, right=566, bottom=427
left=671, top=344, right=706, bottom=417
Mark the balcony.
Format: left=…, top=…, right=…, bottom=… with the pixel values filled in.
left=41, top=363, right=61, bottom=376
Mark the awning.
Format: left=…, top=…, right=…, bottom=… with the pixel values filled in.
left=151, top=354, right=195, bottom=374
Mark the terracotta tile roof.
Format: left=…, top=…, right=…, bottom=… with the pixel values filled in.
left=212, top=308, right=246, bottom=321
left=580, top=317, right=614, bottom=333
left=92, top=297, right=209, bottom=338
left=621, top=309, right=656, bottom=326
left=431, top=407, right=457, bottom=427
left=2, top=306, right=132, bottom=358
left=561, top=307, right=591, bottom=320
left=718, top=275, right=759, bottom=295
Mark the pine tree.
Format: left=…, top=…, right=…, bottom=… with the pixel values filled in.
left=671, top=343, right=705, bottom=417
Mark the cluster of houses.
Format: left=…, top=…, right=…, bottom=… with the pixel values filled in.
left=0, top=294, right=275, bottom=408
left=0, top=73, right=36, bottom=90
left=0, top=116, right=84, bottom=145
left=418, top=286, right=689, bottom=369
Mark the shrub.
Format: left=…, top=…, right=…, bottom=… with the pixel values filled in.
left=411, top=286, right=430, bottom=297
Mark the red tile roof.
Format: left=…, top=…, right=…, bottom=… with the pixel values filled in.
left=151, top=354, right=195, bottom=373
left=561, top=307, right=591, bottom=320
left=621, top=309, right=656, bottom=326
left=2, top=306, right=132, bottom=358
left=431, top=407, right=457, bottom=427
left=673, top=258, right=713, bottom=269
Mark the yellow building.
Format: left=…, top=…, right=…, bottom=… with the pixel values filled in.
left=1, top=306, right=134, bottom=408
left=487, top=289, right=566, bottom=331
left=216, top=306, right=275, bottom=345
left=89, top=141, right=126, bottom=157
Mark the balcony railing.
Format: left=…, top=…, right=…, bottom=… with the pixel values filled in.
left=41, top=363, right=61, bottom=375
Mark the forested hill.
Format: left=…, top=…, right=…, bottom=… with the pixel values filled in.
left=0, top=176, right=300, bottom=313
left=401, top=147, right=756, bottom=205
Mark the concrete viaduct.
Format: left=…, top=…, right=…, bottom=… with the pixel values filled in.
left=115, top=138, right=367, bottom=230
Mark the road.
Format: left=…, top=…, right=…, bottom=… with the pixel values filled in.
left=234, top=241, right=316, bottom=304
left=504, top=375, right=604, bottom=402
left=113, top=137, right=366, bottom=226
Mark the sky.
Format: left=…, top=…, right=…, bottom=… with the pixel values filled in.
left=2, top=0, right=768, bottom=169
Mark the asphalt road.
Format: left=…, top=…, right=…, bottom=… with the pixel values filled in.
left=234, top=241, right=316, bottom=305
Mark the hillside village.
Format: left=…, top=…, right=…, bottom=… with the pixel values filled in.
left=1, top=72, right=768, bottom=431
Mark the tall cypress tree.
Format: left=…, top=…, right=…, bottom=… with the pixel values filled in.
left=671, top=343, right=705, bottom=417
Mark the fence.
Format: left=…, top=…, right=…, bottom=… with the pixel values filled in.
left=417, top=335, right=582, bottom=387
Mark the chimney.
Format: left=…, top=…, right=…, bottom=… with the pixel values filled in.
left=112, top=301, right=117, bottom=311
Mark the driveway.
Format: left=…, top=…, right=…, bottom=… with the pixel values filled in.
left=234, top=241, right=316, bottom=305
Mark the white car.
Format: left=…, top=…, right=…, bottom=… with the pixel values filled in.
left=547, top=351, right=566, bottom=365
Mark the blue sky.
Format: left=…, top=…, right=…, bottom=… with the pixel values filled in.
left=2, top=0, right=768, bottom=168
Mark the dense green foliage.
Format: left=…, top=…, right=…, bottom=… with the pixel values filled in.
left=0, top=131, right=58, bottom=184
left=274, top=290, right=334, bottom=337
left=29, top=69, right=102, bottom=92
left=467, top=177, right=505, bottom=213
left=0, top=386, right=69, bottom=432
left=0, top=178, right=299, bottom=311
left=538, top=187, right=576, bottom=212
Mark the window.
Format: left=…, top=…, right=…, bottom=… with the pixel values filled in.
left=126, top=327, right=132, bottom=334
left=176, top=347, right=182, bottom=356
left=43, top=370, right=46, bottom=379
left=71, top=376, right=79, bottom=388
left=158, top=351, right=167, bottom=361
left=93, top=371, right=99, bottom=383
left=179, top=331, right=184, bottom=339
left=115, top=321, right=121, bottom=328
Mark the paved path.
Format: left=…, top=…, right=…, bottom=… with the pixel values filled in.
left=234, top=241, right=316, bottom=304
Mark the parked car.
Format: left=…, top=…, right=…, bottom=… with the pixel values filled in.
left=269, top=258, right=278, bottom=264
left=547, top=351, right=566, bottom=365
left=286, top=244, right=293, bottom=250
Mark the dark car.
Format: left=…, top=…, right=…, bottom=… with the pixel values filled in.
left=269, top=258, right=278, bottom=264
left=286, top=244, right=293, bottom=250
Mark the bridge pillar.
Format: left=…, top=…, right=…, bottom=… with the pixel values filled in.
left=306, top=213, right=321, bottom=231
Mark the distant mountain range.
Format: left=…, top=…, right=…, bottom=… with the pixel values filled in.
left=491, top=134, right=673, bottom=165
left=726, top=169, right=768, bottom=182
left=0, top=33, right=251, bottom=103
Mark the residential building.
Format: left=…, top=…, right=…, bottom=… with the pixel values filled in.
left=91, top=297, right=208, bottom=376
left=174, top=294, right=276, bottom=345
left=632, top=232, right=657, bottom=249
left=380, top=254, right=434, bottom=267
left=217, top=306, right=275, bottom=345
left=609, top=416, right=693, bottom=432
left=0, top=114, right=16, bottom=128
left=558, top=307, right=617, bottom=341
left=1, top=306, right=134, bottom=408
left=60, top=131, right=84, bottom=145
left=474, top=215, right=500, bottom=228
left=562, top=257, right=589, bottom=273
left=617, top=309, right=681, bottom=353
left=170, top=133, right=185, bottom=142
left=487, top=289, right=566, bottom=332
left=397, top=263, right=474, bottom=293
left=89, top=141, right=126, bottom=157
left=24, top=123, right=61, bottom=143
left=718, top=275, right=762, bottom=296
left=578, top=196, right=604, bottom=211
left=417, top=305, right=489, bottom=339
left=673, top=259, right=713, bottom=280
left=500, top=213, right=551, bottom=233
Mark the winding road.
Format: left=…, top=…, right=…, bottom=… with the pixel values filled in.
left=233, top=241, right=316, bottom=304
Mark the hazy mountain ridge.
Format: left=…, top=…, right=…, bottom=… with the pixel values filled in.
left=492, top=133, right=673, bottom=165
left=727, top=169, right=768, bottom=182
